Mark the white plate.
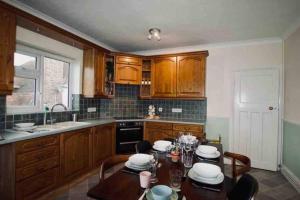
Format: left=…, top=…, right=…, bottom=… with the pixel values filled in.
left=125, top=161, right=149, bottom=171
left=13, top=126, right=37, bottom=132
left=192, top=163, right=221, bottom=178
left=196, top=150, right=220, bottom=159
left=15, top=123, right=35, bottom=128
left=153, top=145, right=167, bottom=152
left=197, top=145, right=217, bottom=155
left=188, top=168, right=224, bottom=185
left=129, top=154, right=153, bottom=166
left=146, top=189, right=178, bottom=200
left=154, top=140, right=172, bottom=147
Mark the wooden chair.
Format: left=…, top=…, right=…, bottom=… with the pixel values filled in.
left=227, top=173, right=259, bottom=200
left=99, top=154, right=130, bottom=183
left=135, top=140, right=152, bottom=153
left=224, top=151, right=251, bottom=181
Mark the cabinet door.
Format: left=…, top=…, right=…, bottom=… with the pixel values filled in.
left=116, top=55, right=142, bottom=66
left=93, top=124, right=114, bottom=167
left=177, top=55, right=206, bottom=98
left=152, top=57, right=177, bottom=97
left=60, top=128, right=92, bottom=182
left=115, top=64, right=141, bottom=85
left=82, top=48, right=105, bottom=97
left=0, top=8, right=16, bottom=95
left=145, top=128, right=174, bottom=144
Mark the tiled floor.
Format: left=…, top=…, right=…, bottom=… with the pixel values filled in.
left=43, top=164, right=300, bottom=200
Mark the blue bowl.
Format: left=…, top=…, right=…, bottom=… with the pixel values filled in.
left=151, top=185, right=172, bottom=200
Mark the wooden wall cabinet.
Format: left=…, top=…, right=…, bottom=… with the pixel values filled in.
left=115, top=55, right=142, bottom=85
left=93, top=124, right=115, bottom=167
left=0, top=7, right=16, bottom=95
left=60, top=128, right=92, bottom=183
left=176, top=55, right=206, bottom=98
left=151, top=52, right=208, bottom=99
left=151, top=57, right=177, bottom=97
left=82, top=48, right=115, bottom=98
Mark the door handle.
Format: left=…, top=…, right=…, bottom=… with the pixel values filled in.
left=269, top=106, right=277, bottom=110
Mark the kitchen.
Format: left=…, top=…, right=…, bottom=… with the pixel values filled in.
left=0, top=0, right=300, bottom=200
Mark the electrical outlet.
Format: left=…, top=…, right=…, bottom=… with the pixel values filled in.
left=87, top=107, right=96, bottom=112
left=158, top=107, right=163, bottom=112
left=172, top=108, right=182, bottom=113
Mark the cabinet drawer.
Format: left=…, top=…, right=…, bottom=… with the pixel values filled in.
left=173, top=124, right=203, bottom=132
left=16, top=156, right=59, bottom=181
left=145, top=122, right=173, bottom=130
left=16, top=135, right=59, bottom=154
left=116, top=55, right=142, bottom=65
left=16, top=167, right=59, bottom=200
left=16, top=146, right=59, bottom=168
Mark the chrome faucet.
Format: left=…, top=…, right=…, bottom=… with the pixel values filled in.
left=51, top=103, right=68, bottom=113
left=49, top=103, right=68, bottom=124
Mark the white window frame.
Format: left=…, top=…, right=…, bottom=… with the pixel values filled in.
left=7, top=44, right=74, bottom=114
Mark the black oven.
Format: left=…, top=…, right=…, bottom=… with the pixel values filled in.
left=115, top=120, right=143, bottom=154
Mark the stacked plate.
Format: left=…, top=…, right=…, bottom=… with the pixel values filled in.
left=196, top=145, right=220, bottom=159
left=125, top=153, right=153, bottom=171
left=188, top=163, right=224, bottom=185
left=13, top=123, right=36, bottom=132
left=153, top=140, right=172, bottom=152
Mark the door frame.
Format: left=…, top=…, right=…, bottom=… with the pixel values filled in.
left=229, top=67, right=283, bottom=170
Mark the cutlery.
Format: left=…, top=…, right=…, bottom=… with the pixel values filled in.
left=197, top=157, right=219, bottom=163
left=121, top=169, right=139, bottom=175
left=138, top=188, right=149, bottom=200
left=191, top=183, right=221, bottom=192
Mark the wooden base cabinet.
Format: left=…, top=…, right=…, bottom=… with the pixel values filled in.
left=60, top=128, right=92, bottom=183
left=15, top=135, right=60, bottom=200
left=93, top=124, right=115, bottom=167
left=144, top=122, right=205, bottom=144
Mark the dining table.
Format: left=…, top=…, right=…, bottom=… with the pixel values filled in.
left=87, top=144, right=232, bottom=200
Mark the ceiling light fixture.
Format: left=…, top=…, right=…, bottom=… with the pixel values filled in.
left=148, top=28, right=161, bottom=41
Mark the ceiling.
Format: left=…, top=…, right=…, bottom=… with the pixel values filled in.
left=16, top=0, right=300, bottom=52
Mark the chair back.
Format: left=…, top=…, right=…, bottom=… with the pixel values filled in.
left=99, top=154, right=130, bottom=182
left=227, top=174, right=259, bottom=200
left=135, top=140, right=152, bottom=153
left=224, top=151, right=251, bottom=181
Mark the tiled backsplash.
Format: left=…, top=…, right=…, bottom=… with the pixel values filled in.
left=0, top=85, right=206, bottom=132
left=0, top=96, right=6, bottom=131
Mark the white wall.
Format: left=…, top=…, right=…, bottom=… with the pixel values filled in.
left=284, top=27, right=300, bottom=124
left=16, top=26, right=83, bottom=94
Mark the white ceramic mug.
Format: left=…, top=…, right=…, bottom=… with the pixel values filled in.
left=139, top=171, right=151, bottom=188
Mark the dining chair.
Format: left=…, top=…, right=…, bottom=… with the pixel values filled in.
left=99, top=154, right=130, bottom=183
left=224, top=151, right=251, bottom=182
left=227, top=173, right=259, bottom=200
left=135, top=140, right=152, bottom=153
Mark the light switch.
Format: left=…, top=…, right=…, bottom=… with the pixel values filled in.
left=172, top=108, right=182, bottom=113
left=87, top=107, right=96, bottom=112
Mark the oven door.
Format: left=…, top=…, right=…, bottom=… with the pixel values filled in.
left=116, top=126, right=143, bottom=154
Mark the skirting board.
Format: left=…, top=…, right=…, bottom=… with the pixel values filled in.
left=281, top=165, right=300, bottom=193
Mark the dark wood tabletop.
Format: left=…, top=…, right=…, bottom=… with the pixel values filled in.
left=87, top=144, right=231, bottom=200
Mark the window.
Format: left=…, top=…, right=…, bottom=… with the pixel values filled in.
left=7, top=45, right=73, bottom=113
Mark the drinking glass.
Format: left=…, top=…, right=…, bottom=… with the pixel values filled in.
left=149, top=159, right=158, bottom=183
left=183, top=144, right=193, bottom=168
left=169, top=169, right=183, bottom=191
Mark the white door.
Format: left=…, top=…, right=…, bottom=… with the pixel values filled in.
left=233, top=69, right=279, bottom=171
